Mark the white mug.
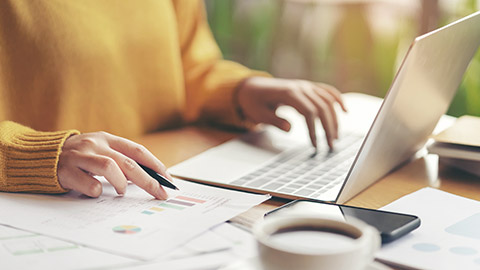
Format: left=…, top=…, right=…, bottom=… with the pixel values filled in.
left=253, top=215, right=381, bottom=270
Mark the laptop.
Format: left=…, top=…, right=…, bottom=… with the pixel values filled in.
left=170, top=11, right=480, bottom=204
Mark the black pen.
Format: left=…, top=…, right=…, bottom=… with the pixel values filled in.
left=137, top=163, right=179, bottom=190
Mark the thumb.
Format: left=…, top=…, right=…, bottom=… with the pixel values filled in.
left=265, top=113, right=291, bottom=132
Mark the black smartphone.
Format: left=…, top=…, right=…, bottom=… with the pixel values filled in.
left=266, top=200, right=420, bottom=244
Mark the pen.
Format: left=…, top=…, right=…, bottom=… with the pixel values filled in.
left=137, top=163, right=179, bottom=190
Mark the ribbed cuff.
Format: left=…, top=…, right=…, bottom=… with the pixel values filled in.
left=1, top=124, right=80, bottom=194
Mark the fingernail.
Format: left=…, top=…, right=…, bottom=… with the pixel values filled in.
left=156, top=187, right=168, bottom=200
left=116, top=186, right=126, bottom=196
left=279, top=122, right=290, bottom=132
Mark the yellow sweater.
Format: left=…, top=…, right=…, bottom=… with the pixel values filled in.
left=0, top=0, right=265, bottom=193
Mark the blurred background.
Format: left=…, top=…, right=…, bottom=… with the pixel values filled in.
left=205, top=0, right=480, bottom=117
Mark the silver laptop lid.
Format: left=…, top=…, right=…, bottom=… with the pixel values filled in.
left=336, top=11, right=480, bottom=204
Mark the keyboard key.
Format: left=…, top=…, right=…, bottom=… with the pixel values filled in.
left=231, top=180, right=248, bottom=186
left=331, top=171, right=346, bottom=177
left=302, top=175, right=318, bottom=181
left=286, top=184, right=303, bottom=189
left=269, top=172, right=283, bottom=178
left=293, top=180, right=310, bottom=186
left=276, top=169, right=290, bottom=174
left=247, top=178, right=271, bottom=188
left=295, top=189, right=316, bottom=196
left=313, top=177, right=328, bottom=182
left=289, top=173, right=305, bottom=179
left=231, top=133, right=363, bottom=198
left=279, top=188, right=296, bottom=194
left=321, top=174, right=338, bottom=181
left=276, top=178, right=291, bottom=184
left=308, top=183, right=327, bottom=189
left=263, top=182, right=284, bottom=191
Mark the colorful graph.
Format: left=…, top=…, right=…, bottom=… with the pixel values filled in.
left=141, top=195, right=207, bottom=215
left=176, top=195, right=206, bottom=204
left=3, top=238, right=78, bottom=256
left=112, top=225, right=142, bottom=234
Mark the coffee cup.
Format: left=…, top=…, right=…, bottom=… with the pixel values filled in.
left=252, top=215, right=380, bottom=270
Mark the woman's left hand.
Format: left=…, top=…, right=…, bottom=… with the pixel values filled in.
left=236, top=77, right=347, bottom=150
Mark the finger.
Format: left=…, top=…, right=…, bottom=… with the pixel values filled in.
left=106, top=135, right=172, bottom=182
left=295, top=84, right=335, bottom=149
left=279, top=91, right=319, bottom=148
left=305, top=113, right=317, bottom=149
left=67, top=150, right=128, bottom=195
left=318, top=93, right=339, bottom=139
left=315, top=82, right=348, bottom=112
left=304, top=83, right=339, bottom=140
left=255, top=107, right=291, bottom=132
left=306, top=92, right=338, bottom=143
left=110, top=151, right=168, bottom=200
left=58, top=166, right=103, bottom=198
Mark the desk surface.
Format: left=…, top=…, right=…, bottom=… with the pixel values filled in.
left=136, top=126, right=480, bottom=226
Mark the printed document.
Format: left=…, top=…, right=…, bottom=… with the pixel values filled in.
left=377, top=188, right=480, bottom=270
left=0, top=179, right=269, bottom=260
left=1, top=221, right=257, bottom=270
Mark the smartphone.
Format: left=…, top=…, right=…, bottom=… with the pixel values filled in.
left=266, top=200, right=420, bottom=244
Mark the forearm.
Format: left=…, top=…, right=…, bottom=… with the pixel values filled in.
left=175, top=0, right=270, bottom=129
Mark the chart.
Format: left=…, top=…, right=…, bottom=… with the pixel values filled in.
left=0, top=179, right=269, bottom=260
left=112, top=225, right=142, bottom=235
left=141, top=195, right=207, bottom=215
left=377, top=188, right=480, bottom=270
left=0, top=225, right=134, bottom=269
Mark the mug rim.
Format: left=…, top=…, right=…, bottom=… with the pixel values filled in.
left=253, top=215, right=372, bottom=256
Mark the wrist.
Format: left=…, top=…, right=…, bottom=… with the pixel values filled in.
left=233, top=77, right=255, bottom=121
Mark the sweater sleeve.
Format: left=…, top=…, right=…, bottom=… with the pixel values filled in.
left=0, top=121, right=80, bottom=194
left=173, top=0, right=270, bottom=129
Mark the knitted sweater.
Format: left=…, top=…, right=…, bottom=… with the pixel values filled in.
left=0, top=0, right=265, bottom=193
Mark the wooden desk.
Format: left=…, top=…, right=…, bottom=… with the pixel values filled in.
left=136, top=126, right=480, bottom=227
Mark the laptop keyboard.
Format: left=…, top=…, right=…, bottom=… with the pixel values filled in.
left=230, top=133, right=364, bottom=199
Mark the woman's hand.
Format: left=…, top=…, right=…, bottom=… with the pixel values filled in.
left=58, top=132, right=171, bottom=199
left=236, top=77, right=347, bottom=149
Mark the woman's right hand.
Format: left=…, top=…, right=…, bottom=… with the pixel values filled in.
left=58, top=131, right=171, bottom=199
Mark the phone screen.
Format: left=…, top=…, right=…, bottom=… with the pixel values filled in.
left=266, top=200, right=420, bottom=244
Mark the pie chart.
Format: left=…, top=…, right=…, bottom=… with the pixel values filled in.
left=112, top=225, right=142, bottom=234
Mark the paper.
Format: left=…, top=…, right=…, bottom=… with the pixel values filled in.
left=0, top=179, right=269, bottom=260
left=1, top=221, right=257, bottom=270
left=432, top=115, right=480, bottom=147
left=377, top=188, right=480, bottom=270
left=173, top=221, right=256, bottom=258
left=124, top=250, right=238, bottom=270
left=428, top=116, right=480, bottom=162
left=123, top=222, right=257, bottom=270
left=0, top=225, right=136, bottom=270
left=427, top=142, right=480, bottom=161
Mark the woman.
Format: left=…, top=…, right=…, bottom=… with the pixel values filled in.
left=0, top=0, right=345, bottom=199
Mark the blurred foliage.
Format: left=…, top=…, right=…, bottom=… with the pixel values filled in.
left=205, top=0, right=480, bottom=117
left=205, top=0, right=278, bottom=71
